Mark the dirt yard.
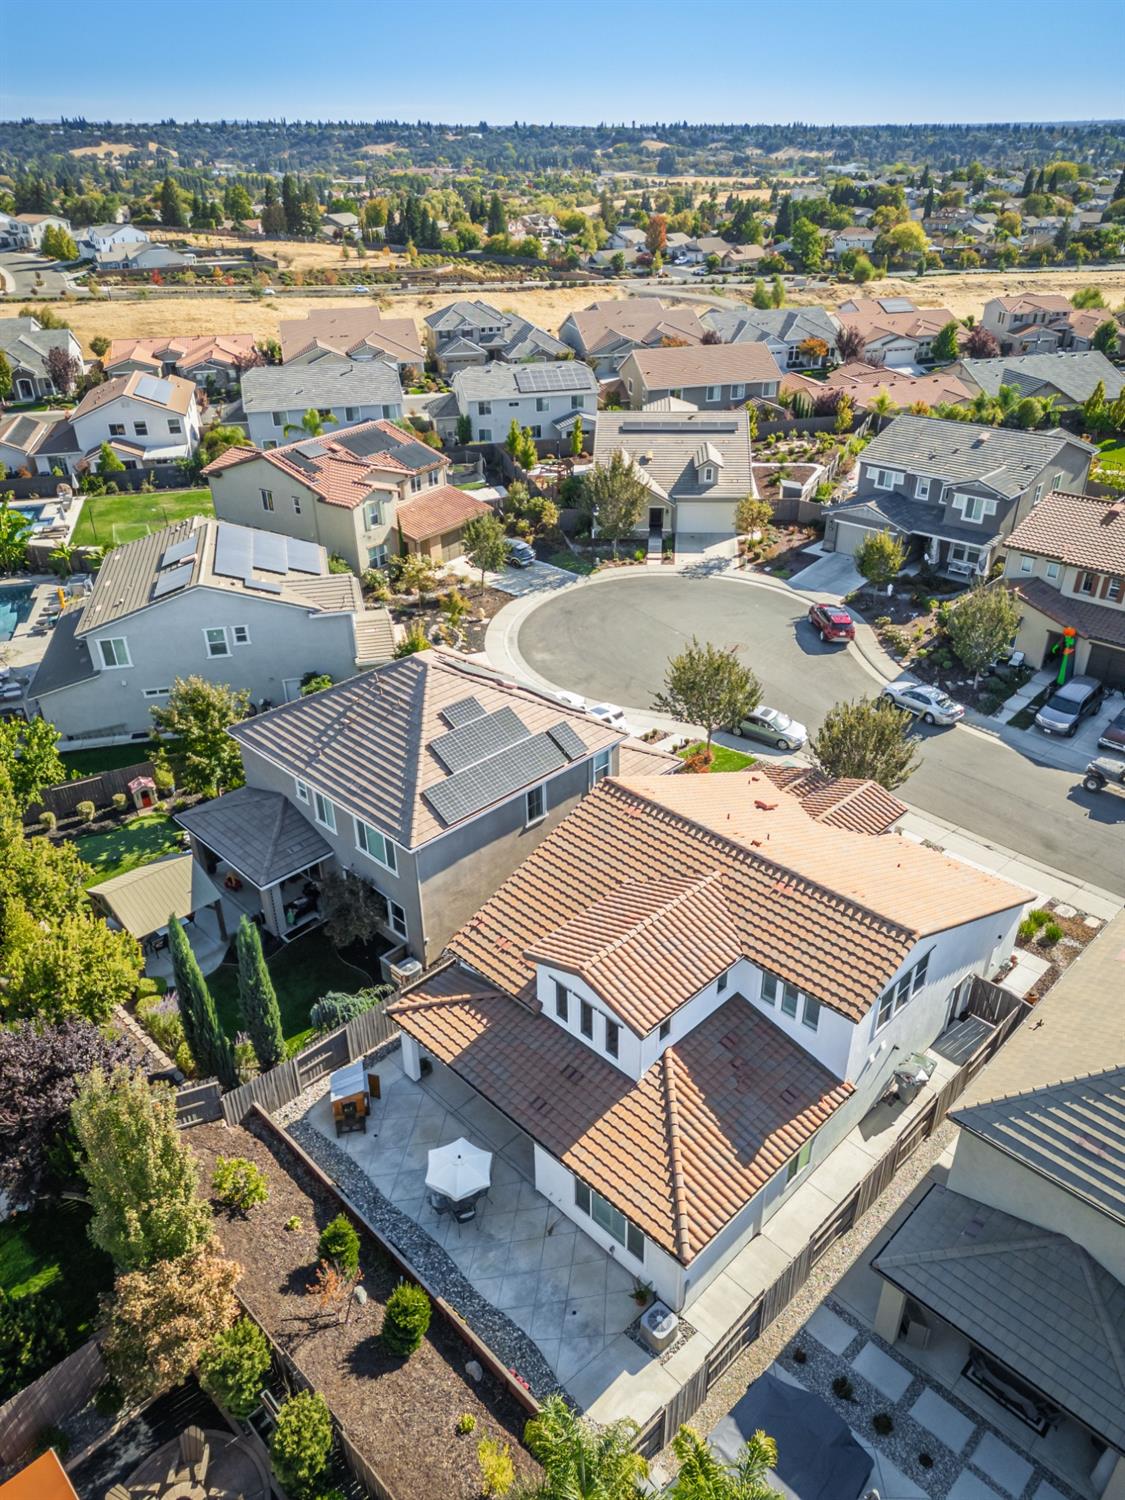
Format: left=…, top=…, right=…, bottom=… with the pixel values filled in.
left=780, top=267, right=1125, bottom=322
left=149, top=227, right=404, bottom=274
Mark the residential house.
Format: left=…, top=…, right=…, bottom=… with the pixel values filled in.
left=279, top=309, right=425, bottom=378
left=320, top=211, right=360, bottom=240
left=94, top=242, right=196, bottom=273
left=592, top=409, right=756, bottom=541
left=507, top=213, right=565, bottom=243
left=1003, top=489, right=1125, bottom=686
left=0, top=409, right=82, bottom=477
left=953, top=351, right=1125, bottom=410
left=702, top=306, right=842, bottom=370
left=70, top=372, right=201, bottom=468
left=424, top=301, right=569, bottom=374
left=619, top=342, right=782, bottom=410
left=104, top=333, right=258, bottom=390
left=824, top=415, right=1094, bottom=579
left=389, top=768, right=1027, bottom=1312
left=836, top=298, right=957, bottom=367
left=607, top=226, right=647, bottom=251
left=2, top=212, right=72, bottom=250
left=452, top=360, right=598, bottom=444
left=718, top=244, right=768, bottom=271
left=77, top=222, right=149, bottom=260
left=678, top=235, right=734, bottom=265
left=558, top=300, right=705, bottom=378
left=980, top=294, right=1072, bottom=351
left=1064, top=308, right=1124, bottom=356
left=0, top=316, right=85, bottom=400
left=829, top=225, right=879, bottom=259
left=29, top=516, right=392, bottom=745
left=781, top=361, right=974, bottom=414
left=178, top=653, right=630, bottom=958
left=205, top=417, right=487, bottom=572
left=238, top=362, right=404, bottom=449
left=872, top=910, right=1125, bottom=1500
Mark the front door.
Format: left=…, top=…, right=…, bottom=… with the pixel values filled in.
left=648, top=507, right=664, bottom=533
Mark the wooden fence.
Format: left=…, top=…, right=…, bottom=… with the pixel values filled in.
left=0, top=1338, right=105, bottom=1467
left=25, top=761, right=154, bottom=825
left=633, top=997, right=1026, bottom=1460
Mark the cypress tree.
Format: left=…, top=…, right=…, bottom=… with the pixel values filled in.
left=168, top=918, right=236, bottom=1088
left=236, top=917, right=284, bottom=1071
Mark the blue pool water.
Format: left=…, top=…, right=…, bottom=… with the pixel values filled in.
left=13, top=502, right=49, bottom=532
left=0, top=585, right=35, bottom=641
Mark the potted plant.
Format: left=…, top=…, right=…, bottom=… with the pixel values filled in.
left=631, top=1278, right=655, bottom=1308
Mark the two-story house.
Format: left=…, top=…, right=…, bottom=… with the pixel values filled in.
left=953, top=350, right=1125, bottom=411
left=29, top=516, right=392, bottom=746
left=70, top=372, right=201, bottom=468
left=829, top=225, right=880, bottom=259
left=205, top=418, right=491, bottom=572
left=619, top=342, right=781, bottom=410
left=104, top=334, right=258, bottom=390
left=1004, top=490, right=1125, bottom=687
left=424, top=301, right=569, bottom=374
left=77, top=222, right=149, bottom=260
left=558, top=301, right=706, bottom=378
left=592, top=409, right=757, bottom=543
left=701, top=306, right=842, bottom=370
left=979, top=293, right=1073, bottom=353
left=389, top=768, right=1028, bottom=1313
left=178, top=653, right=638, bottom=962
left=452, top=360, right=598, bottom=443
left=836, top=297, right=957, bottom=367
left=825, top=415, right=1095, bottom=579
left=3, top=212, right=72, bottom=250
left=0, top=316, right=85, bottom=401
left=239, top=362, right=404, bottom=449
left=279, top=309, right=424, bottom=380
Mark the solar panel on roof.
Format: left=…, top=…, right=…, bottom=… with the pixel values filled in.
left=151, top=561, right=194, bottom=598
left=441, top=696, right=487, bottom=729
left=335, top=428, right=389, bottom=459
left=214, top=523, right=252, bottom=580
left=424, top=733, right=567, bottom=826
left=547, top=721, right=587, bottom=762
left=878, top=297, right=915, bottom=313
left=285, top=538, right=322, bottom=575
left=245, top=577, right=283, bottom=595
left=135, top=374, right=174, bottom=405
left=514, top=364, right=589, bottom=394
left=295, top=440, right=326, bottom=457
left=430, top=706, right=529, bottom=774
left=159, top=535, right=198, bottom=569
left=252, top=531, right=289, bottom=575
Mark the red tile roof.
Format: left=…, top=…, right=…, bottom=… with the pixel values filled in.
left=395, top=486, right=493, bottom=542
left=1006, top=490, right=1125, bottom=575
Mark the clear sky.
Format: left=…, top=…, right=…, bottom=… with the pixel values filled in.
left=3, top=0, right=1124, bottom=126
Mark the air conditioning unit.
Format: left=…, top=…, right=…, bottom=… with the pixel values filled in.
left=389, top=957, right=423, bottom=988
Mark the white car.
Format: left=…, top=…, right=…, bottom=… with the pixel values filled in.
left=730, top=705, right=807, bottom=751
left=350, top=283, right=371, bottom=293
left=588, top=702, right=632, bottom=734
left=880, top=682, right=965, bottom=726
left=556, top=690, right=586, bottom=711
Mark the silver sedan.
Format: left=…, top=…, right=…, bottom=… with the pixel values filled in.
left=880, top=682, right=965, bottom=726
left=730, top=705, right=808, bottom=751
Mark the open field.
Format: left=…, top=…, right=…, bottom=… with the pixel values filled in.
left=149, top=227, right=404, bottom=274
left=69, top=139, right=169, bottom=158
left=779, top=267, right=1125, bottom=322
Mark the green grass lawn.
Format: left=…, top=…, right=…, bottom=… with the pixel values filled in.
left=207, top=930, right=377, bottom=1055
left=1096, top=438, right=1125, bottom=471
left=75, top=810, right=182, bottom=885
left=61, top=743, right=154, bottom=777
left=547, top=551, right=595, bottom=575
left=677, top=741, right=757, bottom=773
left=72, top=488, right=214, bottom=548
left=0, top=1200, right=113, bottom=1362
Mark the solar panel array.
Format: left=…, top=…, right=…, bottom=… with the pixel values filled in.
left=547, top=721, right=587, bottom=762
left=135, top=375, right=174, bottom=405
left=879, top=297, right=916, bottom=313
left=441, top=696, right=487, bottom=729
left=214, top=523, right=253, bottom=581
left=430, top=705, right=527, bottom=774
left=286, top=538, right=322, bottom=575
left=254, top=531, right=290, bottom=575
left=424, top=731, right=567, bottom=827
left=159, top=535, right=199, bottom=570
left=514, top=364, right=591, bottom=394
left=212, top=523, right=318, bottom=594
left=619, top=419, right=738, bottom=435
left=151, top=561, right=194, bottom=598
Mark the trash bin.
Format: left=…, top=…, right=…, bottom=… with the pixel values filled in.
left=893, top=1051, right=936, bottom=1104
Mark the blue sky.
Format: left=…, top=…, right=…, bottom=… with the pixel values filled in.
left=3, top=0, right=1124, bottom=125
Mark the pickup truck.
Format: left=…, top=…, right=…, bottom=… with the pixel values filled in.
left=1081, top=756, right=1125, bottom=795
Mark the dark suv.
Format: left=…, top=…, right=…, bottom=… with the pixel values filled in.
left=1034, top=675, right=1105, bottom=737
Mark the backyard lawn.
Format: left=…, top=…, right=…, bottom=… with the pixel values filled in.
left=72, top=487, right=214, bottom=548
left=76, top=809, right=183, bottom=885
left=207, top=929, right=378, bottom=1055
left=1097, top=438, right=1125, bottom=471
left=677, top=741, right=757, bottom=772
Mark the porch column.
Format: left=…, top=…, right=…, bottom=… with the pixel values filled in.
left=401, top=1032, right=422, bottom=1082
left=873, top=1280, right=907, bottom=1345
left=1100, top=1452, right=1125, bottom=1500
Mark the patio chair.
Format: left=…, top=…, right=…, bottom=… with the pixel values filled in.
left=452, top=1202, right=478, bottom=1237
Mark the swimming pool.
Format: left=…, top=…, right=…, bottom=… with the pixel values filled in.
left=0, top=585, right=35, bottom=642
left=13, top=502, right=52, bottom=534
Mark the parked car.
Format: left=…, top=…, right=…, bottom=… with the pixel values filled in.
left=1082, top=756, right=1125, bottom=796
left=556, top=690, right=586, bottom=712
left=588, top=702, right=631, bottom=734
left=1097, top=704, right=1125, bottom=753
left=1034, top=675, right=1105, bottom=737
left=505, top=539, right=536, bottom=568
left=807, top=602, right=855, bottom=643
left=730, top=705, right=807, bottom=751
left=349, top=283, right=371, bottom=293
left=880, top=682, right=965, bottom=726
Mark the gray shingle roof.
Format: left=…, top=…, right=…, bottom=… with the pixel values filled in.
left=703, top=305, right=841, bottom=348
left=859, top=414, right=1091, bottom=500
left=28, top=608, right=97, bottom=700
left=957, top=351, right=1125, bottom=405
left=176, top=786, right=332, bottom=887
left=593, top=411, right=753, bottom=500
left=425, top=299, right=507, bottom=333
left=240, top=360, right=403, bottom=414
left=452, top=361, right=598, bottom=402
left=827, top=492, right=991, bottom=546
left=0, top=317, right=79, bottom=381
left=874, top=1184, right=1125, bottom=1449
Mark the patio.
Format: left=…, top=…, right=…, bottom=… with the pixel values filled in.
left=304, top=1051, right=640, bottom=1391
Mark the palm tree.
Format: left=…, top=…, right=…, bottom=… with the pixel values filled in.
left=668, top=1425, right=782, bottom=1500
left=868, top=390, right=896, bottom=423
left=283, top=407, right=327, bottom=439
left=521, top=1395, right=647, bottom=1498
left=49, top=542, right=77, bottom=578
left=1036, top=394, right=1063, bottom=429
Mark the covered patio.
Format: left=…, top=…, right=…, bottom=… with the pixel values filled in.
left=88, top=851, right=228, bottom=978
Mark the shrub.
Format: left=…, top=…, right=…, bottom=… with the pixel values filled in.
left=872, top=1412, right=894, bottom=1435
left=232, top=1037, right=259, bottom=1082
left=919, top=1453, right=934, bottom=1469
left=198, top=1315, right=271, bottom=1419
left=136, top=992, right=187, bottom=1059
left=286, top=1215, right=302, bottom=1232
left=318, top=1214, right=360, bottom=1276
left=76, top=799, right=96, bottom=822
left=270, top=1390, right=334, bottom=1499
left=477, top=1437, right=515, bottom=1497
left=308, top=986, right=390, bottom=1033
left=0, top=1289, right=66, bottom=1402
left=153, top=762, right=175, bottom=794
left=456, top=1412, right=477, bottom=1435
left=211, top=1156, right=270, bottom=1213
left=93, top=1377, right=124, bottom=1416
left=791, top=1346, right=807, bottom=1364
left=382, top=1281, right=431, bottom=1356
left=111, top=792, right=127, bottom=811
left=831, top=1375, right=854, bottom=1401
left=28, top=1424, right=70, bottom=1461
left=1040, top=921, right=1064, bottom=946
left=1019, top=908, right=1052, bottom=942
left=39, top=810, right=56, bottom=832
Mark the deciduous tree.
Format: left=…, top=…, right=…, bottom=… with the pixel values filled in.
left=151, top=676, right=250, bottom=796
left=586, top=449, right=648, bottom=557
left=462, top=511, right=509, bottom=593
left=854, top=529, right=905, bottom=600
left=0, top=716, right=64, bottom=811
left=963, top=325, right=1000, bottom=359
left=1092, top=319, right=1120, bottom=358
left=317, top=869, right=386, bottom=947
left=835, top=324, right=866, bottom=362
left=931, top=321, right=961, bottom=364
left=653, top=638, right=762, bottom=754
left=0, top=903, right=142, bottom=1026
left=734, top=496, right=773, bottom=540
left=946, top=582, right=1022, bottom=684
left=810, top=697, right=920, bottom=790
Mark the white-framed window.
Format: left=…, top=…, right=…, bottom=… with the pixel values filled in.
left=802, top=995, right=821, bottom=1031
left=1054, top=471, right=1064, bottom=490
left=478, top=428, right=492, bottom=441
left=785, top=1138, right=813, bottom=1184
left=874, top=468, right=894, bottom=490
left=345, top=406, right=357, bottom=421
left=387, top=900, right=408, bottom=939
left=574, top=1179, right=645, bottom=1261
left=525, top=784, right=545, bottom=825
left=948, top=542, right=983, bottom=569
left=143, top=685, right=171, bottom=698
left=590, top=749, right=611, bottom=786
left=362, top=498, right=384, bottom=531
left=367, top=544, right=388, bottom=568
left=555, top=982, right=569, bottom=1021
left=916, top=477, right=930, bottom=501
left=1077, top=571, right=1095, bottom=596
left=232, top=625, right=250, bottom=645
left=580, top=999, right=594, bottom=1039
left=706, top=385, right=721, bottom=402
left=730, top=383, right=745, bottom=400
left=204, top=627, right=230, bottom=658
left=133, top=421, right=148, bottom=436
left=874, top=949, right=931, bottom=1033
left=717, top=968, right=729, bottom=994
left=294, top=778, right=309, bottom=803
left=428, top=468, right=440, bottom=486
left=99, top=637, right=131, bottom=668
left=536, top=397, right=549, bottom=412
left=605, top=1017, right=620, bottom=1058
left=410, top=474, right=423, bottom=493
left=954, top=493, right=996, bottom=524
left=109, top=423, right=125, bottom=436
left=272, top=411, right=286, bottom=428
left=1046, top=561, right=1060, bottom=581
left=313, top=791, right=336, bottom=832
left=1033, top=482, right=1044, bottom=503
left=1108, top=577, right=1122, bottom=601
left=261, top=489, right=275, bottom=512
left=700, top=465, right=714, bottom=483
left=355, top=817, right=398, bottom=872
left=168, top=418, right=182, bottom=435
left=780, top=981, right=799, bottom=1018
left=1019, top=556, right=1034, bottom=575
left=570, top=395, right=584, bottom=410
left=293, top=495, right=302, bottom=515
left=478, top=401, right=492, bottom=416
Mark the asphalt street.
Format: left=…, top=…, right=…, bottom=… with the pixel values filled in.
left=517, top=573, right=1125, bottom=895
left=0, top=249, right=78, bottom=296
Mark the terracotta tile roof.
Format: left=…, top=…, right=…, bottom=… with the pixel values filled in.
left=1012, top=576, right=1125, bottom=648
left=1006, top=490, right=1125, bottom=574
left=996, top=293, right=1071, bottom=317
left=781, top=362, right=974, bottom=410
left=105, top=333, right=256, bottom=372
left=395, top=485, right=493, bottom=542
left=837, top=304, right=956, bottom=344
left=391, top=965, right=852, bottom=1262
left=451, top=775, right=1027, bottom=1023
left=279, top=310, right=423, bottom=365
left=626, top=341, right=783, bottom=391
left=72, top=370, right=196, bottom=418
left=564, top=299, right=705, bottom=356
left=755, top=765, right=907, bottom=834
left=528, top=873, right=743, bottom=1034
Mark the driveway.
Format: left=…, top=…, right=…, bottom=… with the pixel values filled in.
left=788, top=551, right=863, bottom=597
left=0, top=249, right=79, bottom=297
left=513, top=571, right=1125, bottom=895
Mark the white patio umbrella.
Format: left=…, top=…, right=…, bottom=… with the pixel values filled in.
left=425, top=1137, right=492, bottom=1204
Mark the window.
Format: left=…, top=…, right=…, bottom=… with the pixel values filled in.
left=1054, top=472, right=1064, bottom=490
left=387, top=900, right=408, bottom=939
left=204, top=628, right=230, bottom=658
left=368, top=544, right=388, bottom=568
left=574, top=1180, right=644, bottom=1261
left=294, top=779, right=309, bottom=803
left=536, top=397, right=549, bottom=412
left=345, top=406, right=357, bottom=421
left=785, top=1139, right=813, bottom=1184
left=261, top=489, right=275, bottom=512
left=272, top=411, right=286, bottom=428
left=802, top=995, right=821, bottom=1031
left=317, top=409, right=332, bottom=422
left=133, top=422, right=148, bottom=437
left=1108, top=577, right=1122, bottom=601
left=362, top=498, right=385, bottom=531
left=292, top=495, right=302, bottom=515
left=1019, top=556, right=1034, bottom=575
left=706, top=385, right=721, bottom=402
left=478, top=428, right=492, bottom=442
left=428, top=468, right=439, bottom=486
left=780, top=982, right=799, bottom=1018
left=761, top=971, right=778, bottom=1005
left=143, top=685, right=171, bottom=698
left=659, top=1019, right=671, bottom=1040
left=232, top=625, right=250, bottom=645
left=605, top=1018, right=620, bottom=1058
left=555, top=982, right=569, bottom=1021
left=1033, top=482, right=1044, bottom=504
left=580, top=1000, right=594, bottom=1039
left=716, top=968, right=729, bottom=994
left=955, top=493, right=996, bottom=524
left=529, top=425, right=542, bottom=439
left=1046, top=561, right=1060, bottom=581
left=109, top=422, right=125, bottom=436
left=478, top=401, right=492, bottom=416
left=525, top=784, right=545, bottom=825
left=382, top=405, right=396, bottom=420
left=590, top=749, right=611, bottom=786
left=1077, top=572, right=1095, bottom=596
left=699, top=465, right=714, bottom=483
left=916, top=477, right=930, bottom=501
left=313, top=791, right=336, bottom=832
left=570, top=395, right=584, bottom=410
left=356, top=818, right=397, bottom=872
left=874, top=949, right=931, bottom=1032
left=168, top=419, right=182, bottom=435
left=730, top=384, right=745, bottom=400
left=98, top=637, right=130, bottom=668
left=874, top=468, right=894, bottom=491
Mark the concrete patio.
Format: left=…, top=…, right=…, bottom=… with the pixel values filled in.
left=303, top=1051, right=640, bottom=1392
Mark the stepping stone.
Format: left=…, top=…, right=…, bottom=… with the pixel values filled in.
left=947, top=1474, right=1003, bottom=1500
left=970, top=1432, right=1034, bottom=1498
left=910, top=1387, right=976, bottom=1454
left=851, top=1340, right=914, bottom=1401
left=1053, top=903, right=1077, bottom=919
left=806, top=1304, right=857, bottom=1355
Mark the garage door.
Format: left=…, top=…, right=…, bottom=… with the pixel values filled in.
left=1087, top=642, right=1125, bottom=689
left=831, top=520, right=881, bottom=557
left=676, top=501, right=737, bottom=535
left=439, top=528, right=463, bottom=562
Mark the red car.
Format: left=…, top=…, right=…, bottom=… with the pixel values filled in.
left=808, top=602, right=855, bottom=643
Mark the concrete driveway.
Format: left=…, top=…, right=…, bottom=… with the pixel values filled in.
left=788, top=551, right=863, bottom=597
left=0, top=250, right=79, bottom=297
